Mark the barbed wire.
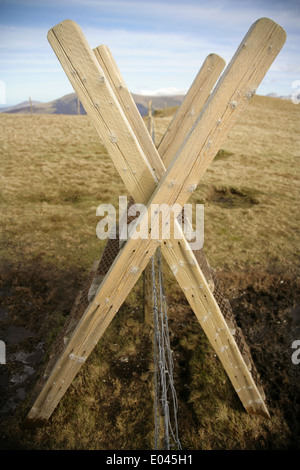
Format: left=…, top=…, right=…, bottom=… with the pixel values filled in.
left=151, top=247, right=182, bottom=450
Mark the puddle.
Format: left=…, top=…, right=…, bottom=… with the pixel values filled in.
left=0, top=342, right=44, bottom=421
left=0, top=260, right=81, bottom=427
left=10, top=365, right=35, bottom=385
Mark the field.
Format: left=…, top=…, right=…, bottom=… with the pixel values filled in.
left=0, top=94, right=299, bottom=450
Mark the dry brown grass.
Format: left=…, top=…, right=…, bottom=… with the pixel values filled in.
left=154, top=95, right=300, bottom=275
left=0, top=114, right=126, bottom=271
left=1, top=95, right=299, bottom=275
left=0, top=94, right=299, bottom=450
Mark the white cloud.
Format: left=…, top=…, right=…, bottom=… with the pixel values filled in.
left=138, top=87, right=188, bottom=96
left=0, top=25, right=49, bottom=50
left=16, top=0, right=298, bottom=31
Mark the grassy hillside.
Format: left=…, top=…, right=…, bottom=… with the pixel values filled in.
left=0, top=95, right=299, bottom=450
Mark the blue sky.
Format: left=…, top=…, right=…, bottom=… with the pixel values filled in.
left=0, top=0, right=299, bottom=105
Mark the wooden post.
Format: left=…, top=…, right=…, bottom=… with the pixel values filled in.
left=147, top=100, right=154, bottom=139
left=29, top=96, right=33, bottom=115
left=143, top=99, right=155, bottom=324
left=143, top=262, right=153, bottom=324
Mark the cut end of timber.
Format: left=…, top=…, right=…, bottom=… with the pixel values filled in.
left=253, top=17, right=287, bottom=42
left=207, top=53, right=226, bottom=68
left=22, top=414, right=49, bottom=429
left=257, top=16, right=287, bottom=30
left=47, top=19, right=80, bottom=42
left=244, top=397, right=271, bottom=419
left=248, top=410, right=271, bottom=420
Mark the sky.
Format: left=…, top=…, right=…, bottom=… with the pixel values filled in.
left=0, top=0, right=299, bottom=106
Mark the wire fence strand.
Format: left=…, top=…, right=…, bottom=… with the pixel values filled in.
left=151, top=247, right=182, bottom=450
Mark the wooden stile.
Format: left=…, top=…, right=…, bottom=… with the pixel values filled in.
left=25, top=17, right=286, bottom=423
left=92, top=46, right=270, bottom=410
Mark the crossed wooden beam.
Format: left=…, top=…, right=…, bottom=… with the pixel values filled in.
left=26, top=18, right=286, bottom=424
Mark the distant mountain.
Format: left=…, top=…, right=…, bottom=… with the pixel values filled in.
left=266, top=92, right=292, bottom=100
left=131, top=93, right=185, bottom=116
left=0, top=92, right=185, bottom=116
left=0, top=93, right=85, bottom=115
left=0, top=99, right=41, bottom=113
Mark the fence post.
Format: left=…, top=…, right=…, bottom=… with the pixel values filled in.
left=143, top=100, right=155, bottom=324
left=29, top=96, right=33, bottom=115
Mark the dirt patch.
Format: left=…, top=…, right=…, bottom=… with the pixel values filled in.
left=110, top=351, right=151, bottom=385
left=217, top=269, right=300, bottom=447
left=207, top=186, right=260, bottom=209
left=214, top=149, right=234, bottom=161
left=0, top=260, right=299, bottom=449
left=0, top=259, right=84, bottom=427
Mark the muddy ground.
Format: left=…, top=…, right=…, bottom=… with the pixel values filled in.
left=0, top=259, right=299, bottom=449
left=218, top=269, right=300, bottom=447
